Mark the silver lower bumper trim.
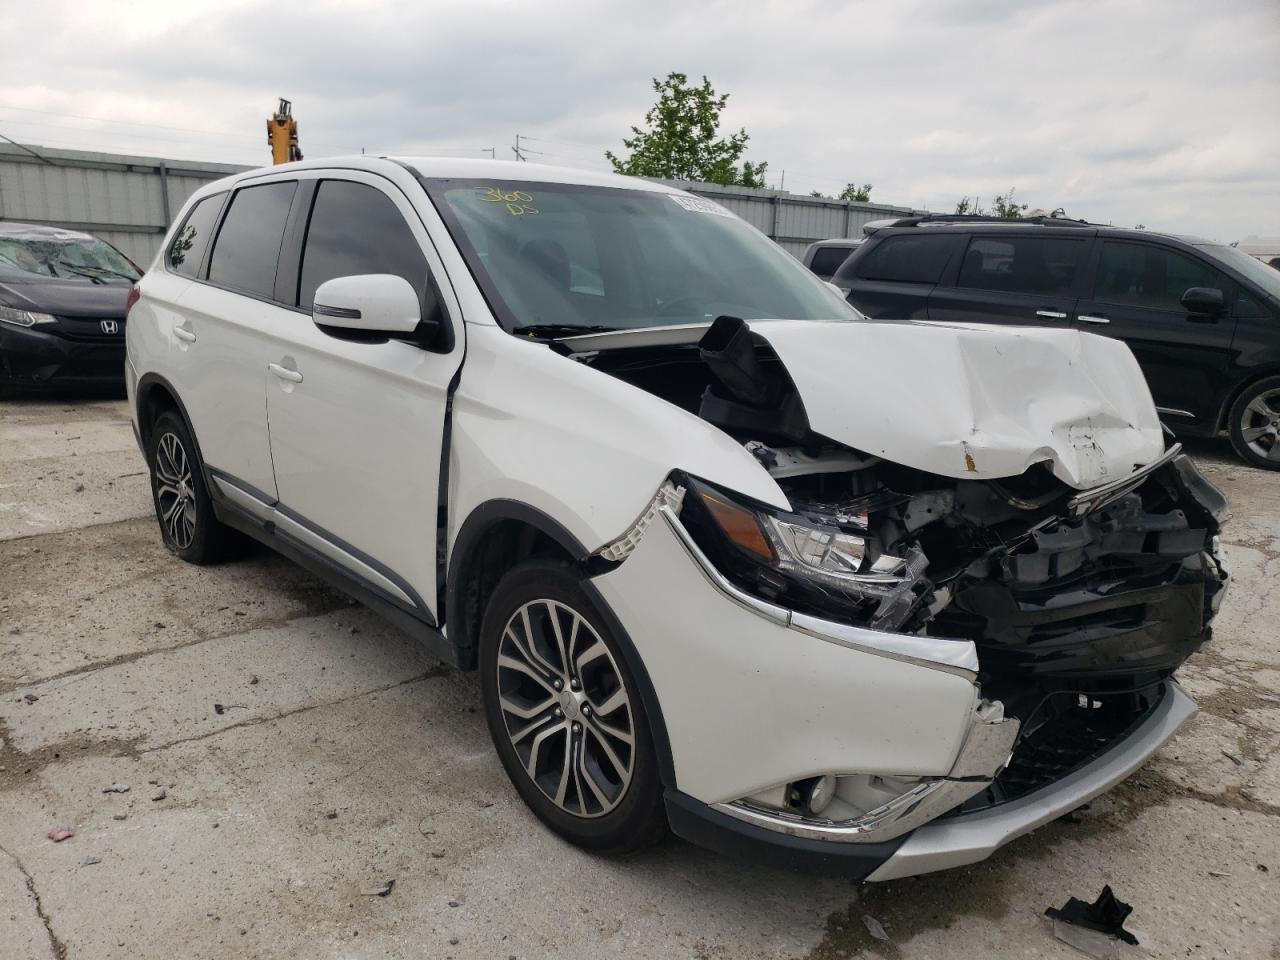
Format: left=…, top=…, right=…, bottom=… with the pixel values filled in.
left=865, top=681, right=1197, bottom=881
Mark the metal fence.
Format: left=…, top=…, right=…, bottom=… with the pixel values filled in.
left=0, top=143, right=921, bottom=264
left=0, top=143, right=245, bottom=265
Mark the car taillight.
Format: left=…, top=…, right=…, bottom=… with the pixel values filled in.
left=125, top=284, right=141, bottom=316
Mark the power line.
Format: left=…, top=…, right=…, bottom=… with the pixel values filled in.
left=0, top=129, right=57, bottom=165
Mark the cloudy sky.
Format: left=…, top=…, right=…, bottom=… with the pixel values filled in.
left=4, top=0, right=1277, bottom=241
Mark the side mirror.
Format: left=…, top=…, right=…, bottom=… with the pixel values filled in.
left=1181, top=286, right=1225, bottom=316
left=312, top=274, right=422, bottom=341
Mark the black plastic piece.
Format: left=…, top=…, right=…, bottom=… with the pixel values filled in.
left=698, top=316, right=782, bottom=407
left=1045, top=885, right=1139, bottom=945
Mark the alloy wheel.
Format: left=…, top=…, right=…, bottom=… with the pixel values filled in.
left=1240, top=388, right=1280, bottom=463
left=495, top=599, right=636, bottom=818
left=154, top=431, right=197, bottom=550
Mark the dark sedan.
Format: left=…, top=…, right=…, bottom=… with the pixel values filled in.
left=0, top=221, right=141, bottom=393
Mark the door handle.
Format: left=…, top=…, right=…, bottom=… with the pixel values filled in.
left=1035, top=310, right=1068, bottom=320
left=1078, top=315, right=1110, bottom=325
left=268, top=362, right=303, bottom=383
left=173, top=325, right=197, bottom=342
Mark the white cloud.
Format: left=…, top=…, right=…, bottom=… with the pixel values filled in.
left=2, top=0, right=1276, bottom=240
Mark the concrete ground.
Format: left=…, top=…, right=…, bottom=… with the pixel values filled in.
left=1, top=396, right=1276, bottom=960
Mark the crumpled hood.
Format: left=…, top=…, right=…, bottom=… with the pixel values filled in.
left=751, top=318, right=1164, bottom=490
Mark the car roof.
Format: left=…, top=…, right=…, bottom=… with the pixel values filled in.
left=870, top=218, right=1213, bottom=247
left=0, top=221, right=98, bottom=242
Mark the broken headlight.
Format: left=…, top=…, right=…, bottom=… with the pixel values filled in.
left=680, top=477, right=928, bottom=629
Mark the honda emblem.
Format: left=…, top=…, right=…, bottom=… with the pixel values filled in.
left=100, top=320, right=120, bottom=334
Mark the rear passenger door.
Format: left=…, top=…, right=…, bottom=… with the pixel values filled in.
left=171, top=177, right=300, bottom=500
left=841, top=233, right=962, bottom=318
left=928, top=234, right=1091, bottom=328
left=264, top=173, right=463, bottom=623
left=1074, top=240, right=1236, bottom=429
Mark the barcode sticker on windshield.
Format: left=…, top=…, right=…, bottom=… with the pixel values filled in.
left=669, top=195, right=732, bottom=217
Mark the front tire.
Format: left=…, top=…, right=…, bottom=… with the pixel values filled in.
left=1227, top=375, right=1280, bottom=471
left=479, top=560, right=667, bottom=854
left=147, top=410, right=242, bottom=563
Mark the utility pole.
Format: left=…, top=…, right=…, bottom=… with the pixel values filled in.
left=511, top=135, right=542, bottom=162
left=779, top=170, right=785, bottom=192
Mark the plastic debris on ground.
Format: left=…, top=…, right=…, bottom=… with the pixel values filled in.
left=47, top=828, right=74, bottom=842
left=1045, top=885, right=1140, bottom=958
left=360, top=879, right=395, bottom=897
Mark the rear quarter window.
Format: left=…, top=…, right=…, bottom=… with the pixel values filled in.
left=167, top=193, right=225, bottom=278
left=849, top=234, right=959, bottom=284
left=808, top=245, right=857, bottom=279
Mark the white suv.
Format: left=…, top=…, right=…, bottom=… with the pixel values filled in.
left=126, top=157, right=1228, bottom=880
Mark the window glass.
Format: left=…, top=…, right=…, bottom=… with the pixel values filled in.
left=1094, top=241, right=1223, bottom=311
left=1233, top=285, right=1269, bottom=318
left=167, top=194, right=223, bottom=278
left=957, top=236, right=1087, bottom=295
left=851, top=234, right=957, bottom=285
left=808, top=245, right=856, bottom=279
left=208, top=181, right=297, bottom=298
left=299, top=180, right=430, bottom=310
left=434, top=181, right=849, bottom=332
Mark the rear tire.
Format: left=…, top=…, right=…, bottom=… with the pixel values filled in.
left=1227, top=375, right=1280, bottom=471
left=147, top=410, right=243, bottom=563
left=479, top=559, right=667, bottom=855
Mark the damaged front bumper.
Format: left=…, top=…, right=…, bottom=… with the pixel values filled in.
left=592, top=454, right=1223, bottom=878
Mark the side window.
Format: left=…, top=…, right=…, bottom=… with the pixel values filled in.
left=298, top=180, right=430, bottom=311
left=1233, top=284, right=1269, bottom=318
left=851, top=234, right=958, bottom=284
left=808, top=245, right=856, bottom=279
left=167, top=193, right=224, bottom=278
left=1093, top=241, right=1223, bottom=311
left=208, top=181, right=297, bottom=299
left=957, top=236, right=1087, bottom=295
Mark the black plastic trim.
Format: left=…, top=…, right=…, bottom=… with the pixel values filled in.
left=212, top=497, right=457, bottom=667
left=205, top=465, right=434, bottom=625
left=664, top=790, right=907, bottom=877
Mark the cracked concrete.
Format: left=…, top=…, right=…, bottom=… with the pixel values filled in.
left=1, top=401, right=1277, bottom=959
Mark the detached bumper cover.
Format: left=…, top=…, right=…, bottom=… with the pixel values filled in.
left=865, top=680, right=1196, bottom=880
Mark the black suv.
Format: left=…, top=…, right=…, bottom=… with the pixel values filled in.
left=832, top=216, right=1280, bottom=470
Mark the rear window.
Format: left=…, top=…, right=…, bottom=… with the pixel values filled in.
left=849, top=234, right=958, bottom=284
left=208, top=181, right=297, bottom=299
left=957, top=236, right=1087, bottom=295
left=167, top=193, right=224, bottom=278
left=808, top=245, right=857, bottom=279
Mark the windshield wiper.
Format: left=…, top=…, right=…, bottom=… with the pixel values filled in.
left=511, top=323, right=621, bottom=339
left=57, top=261, right=134, bottom=283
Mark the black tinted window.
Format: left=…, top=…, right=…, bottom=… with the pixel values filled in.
left=957, top=236, right=1087, bottom=295
left=299, top=180, right=428, bottom=310
left=168, top=194, right=223, bottom=278
left=850, top=234, right=957, bottom=284
left=208, top=181, right=297, bottom=298
left=808, top=245, right=857, bottom=279
left=1094, top=241, right=1223, bottom=311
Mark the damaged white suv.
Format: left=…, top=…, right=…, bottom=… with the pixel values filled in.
left=125, top=158, right=1229, bottom=879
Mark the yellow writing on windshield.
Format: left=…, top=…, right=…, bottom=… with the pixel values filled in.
left=480, top=187, right=539, bottom=217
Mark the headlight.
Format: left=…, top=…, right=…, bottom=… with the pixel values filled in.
left=681, top=477, right=928, bottom=630
left=0, top=306, right=56, bottom=327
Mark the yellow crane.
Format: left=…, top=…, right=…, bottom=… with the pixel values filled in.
left=267, top=98, right=302, bottom=164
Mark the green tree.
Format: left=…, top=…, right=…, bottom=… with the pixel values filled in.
left=991, top=188, right=1028, bottom=219
left=955, top=196, right=984, bottom=215
left=838, top=182, right=873, bottom=202
left=606, top=73, right=768, bottom=187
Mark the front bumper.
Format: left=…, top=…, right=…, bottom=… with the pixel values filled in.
left=0, top=321, right=125, bottom=388
left=664, top=680, right=1195, bottom=878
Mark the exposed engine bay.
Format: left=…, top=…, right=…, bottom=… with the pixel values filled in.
left=573, top=316, right=1230, bottom=812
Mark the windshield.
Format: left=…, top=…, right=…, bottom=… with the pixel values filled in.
left=429, top=179, right=852, bottom=334
left=0, top=230, right=140, bottom=284
left=1197, top=242, right=1280, bottom=300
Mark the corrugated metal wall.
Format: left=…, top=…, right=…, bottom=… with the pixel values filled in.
left=0, top=144, right=246, bottom=265
left=654, top=178, right=922, bottom=258
left=0, top=143, right=921, bottom=264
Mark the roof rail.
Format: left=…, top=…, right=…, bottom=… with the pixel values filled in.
left=872, top=213, right=1094, bottom=233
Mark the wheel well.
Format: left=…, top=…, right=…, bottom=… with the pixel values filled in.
left=448, top=517, right=579, bottom=670
left=137, top=380, right=181, bottom=452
